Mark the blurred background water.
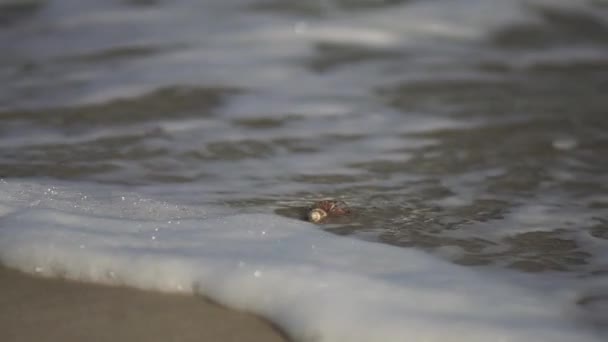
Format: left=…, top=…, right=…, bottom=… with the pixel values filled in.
left=1, top=0, right=608, bottom=329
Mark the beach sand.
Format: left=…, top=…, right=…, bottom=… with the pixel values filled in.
left=0, top=265, right=287, bottom=342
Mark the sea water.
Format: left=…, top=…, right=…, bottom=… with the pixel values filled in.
left=1, top=0, right=607, bottom=341
left=0, top=180, right=605, bottom=342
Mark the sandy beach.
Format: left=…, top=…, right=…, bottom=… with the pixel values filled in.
left=0, top=265, right=287, bottom=342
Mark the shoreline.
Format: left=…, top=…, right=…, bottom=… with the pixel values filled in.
left=0, top=265, right=287, bottom=342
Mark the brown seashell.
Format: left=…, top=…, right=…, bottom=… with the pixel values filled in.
left=307, top=200, right=350, bottom=223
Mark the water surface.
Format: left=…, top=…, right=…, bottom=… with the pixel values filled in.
left=1, top=0, right=607, bottom=339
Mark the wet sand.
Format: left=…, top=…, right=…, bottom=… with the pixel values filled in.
left=0, top=265, right=287, bottom=342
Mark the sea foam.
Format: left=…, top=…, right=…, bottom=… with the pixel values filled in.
left=0, top=181, right=602, bottom=342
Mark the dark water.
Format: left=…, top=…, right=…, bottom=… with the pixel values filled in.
left=1, top=0, right=608, bottom=327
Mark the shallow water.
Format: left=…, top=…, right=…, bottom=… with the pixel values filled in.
left=1, top=0, right=608, bottom=340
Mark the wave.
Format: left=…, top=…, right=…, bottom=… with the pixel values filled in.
left=0, top=180, right=602, bottom=341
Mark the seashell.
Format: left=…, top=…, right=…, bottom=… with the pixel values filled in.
left=307, top=200, right=350, bottom=223
left=308, top=208, right=328, bottom=223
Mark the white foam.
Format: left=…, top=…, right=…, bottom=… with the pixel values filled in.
left=0, top=181, right=602, bottom=342
left=448, top=203, right=601, bottom=241
left=292, top=24, right=400, bottom=47
left=553, top=137, right=578, bottom=151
